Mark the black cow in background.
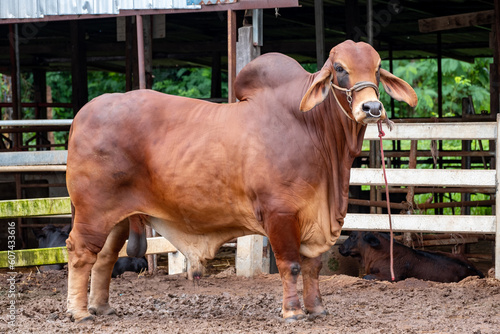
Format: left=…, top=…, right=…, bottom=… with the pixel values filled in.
left=34, top=224, right=147, bottom=277
left=339, top=231, right=484, bottom=282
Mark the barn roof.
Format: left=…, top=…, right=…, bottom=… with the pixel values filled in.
left=0, top=1, right=495, bottom=74
left=0, top=0, right=202, bottom=19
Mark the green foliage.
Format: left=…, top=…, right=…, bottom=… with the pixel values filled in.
left=381, top=57, right=492, bottom=118
left=152, top=67, right=217, bottom=98
left=414, top=192, right=492, bottom=215
left=88, top=71, right=126, bottom=100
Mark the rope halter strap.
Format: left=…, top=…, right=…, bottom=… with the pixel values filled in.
left=330, top=81, right=380, bottom=121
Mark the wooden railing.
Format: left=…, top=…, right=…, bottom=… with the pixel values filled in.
left=0, top=118, right=498, bottom=280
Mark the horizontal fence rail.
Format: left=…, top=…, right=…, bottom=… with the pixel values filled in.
left=0, top=119, right=499, bottom=280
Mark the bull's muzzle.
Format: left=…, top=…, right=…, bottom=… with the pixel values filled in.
left=362, top=101, right=383, bottom=118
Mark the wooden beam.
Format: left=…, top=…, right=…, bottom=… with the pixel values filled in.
left=350, top=168, right=496, bottom=187
left=344, top=214, right=496, bottom=234
left=364, top=122, right=497, bottom=140
left=0, top=166, right=66, bottom=173
left=0, top=247, right=68, bottom=268
left=0, top=237, right=178, bottom=268
left=118, top=237, right=177, bottom=257
left=0, top=151, right=67, bottom=166
left=0, top=197, right=71, bottom=218
left=418, top=10, right=494, bottom=33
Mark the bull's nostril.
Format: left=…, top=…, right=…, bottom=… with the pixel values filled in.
left=362, top=101, right=382, bottom=118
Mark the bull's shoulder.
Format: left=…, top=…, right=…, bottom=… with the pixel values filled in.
left=234, top=53, right=310, bottom=101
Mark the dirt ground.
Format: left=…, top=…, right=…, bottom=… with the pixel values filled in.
left=1, top=265, right=499, bottom=334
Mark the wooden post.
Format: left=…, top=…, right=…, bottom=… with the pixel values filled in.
left=314, top=0, right=325, bottom=70
left=33, top=69, right=47, bottom=149
left=367, top=0, right=373, bottom=45
left=211, top=51, right=222, bottom=99
left=345, top=0, right=359, bottom=41
left=492, top=0, right=500, bottom=116
left=168, top=250, right=187, bottom=276
left=136, top=15, right=156, bottom=274
left=236, top=235, right=263, bottom=277
left=136, top=15, right=146, bottom=90
left=125, top=16, right=137, bottom=91
left=70, top=21, right=88, bottom=115
left=143, top=16, right=154, bottom=89
left=227, top=10, right=237, bottom=103
left=8, top=24, right=21, bottom=149
left=9, top=24, right=24, bottom=246
left=235, top=24, right=267, bottom=276
left=496, top=114, right=500, bottom=280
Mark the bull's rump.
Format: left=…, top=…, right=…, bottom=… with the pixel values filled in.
left=67, top=90, right=261, bottom=233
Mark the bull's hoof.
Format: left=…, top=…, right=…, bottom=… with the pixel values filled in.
left=307, top=309, right=329, bottom=320
left=88, top=305, right=117, bottom=316
left=283, top=313, right=306, bottom=323
left=67, top=311, right=94, bottom=323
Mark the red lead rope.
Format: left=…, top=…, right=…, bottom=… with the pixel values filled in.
left=377, top=121, right=396, bottom=282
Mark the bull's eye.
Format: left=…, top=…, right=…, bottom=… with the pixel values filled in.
left=335, top=65, right=345, bottom=74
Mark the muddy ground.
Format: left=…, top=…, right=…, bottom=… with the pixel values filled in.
left=1, top=264, right=499, bottom=334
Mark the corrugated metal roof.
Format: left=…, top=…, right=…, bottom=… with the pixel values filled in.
left=0, top=0, right=210, bottom=19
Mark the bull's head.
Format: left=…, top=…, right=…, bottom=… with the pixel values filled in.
left=299, top=40, right=418, bottom=124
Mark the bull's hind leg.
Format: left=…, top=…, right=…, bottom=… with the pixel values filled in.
left=264, top=212, right=305, bottom=321
left=66, top=207, right=122, bottom=322
left=302, top=255, right=328, bottom=318
left=88, top=219, right=129, bottom=316
left=66, top=222, right=106, bottom=322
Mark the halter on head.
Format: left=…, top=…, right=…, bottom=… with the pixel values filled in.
left=330, top=81, right=380, bottom=121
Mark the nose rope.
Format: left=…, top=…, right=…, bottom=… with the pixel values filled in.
left=330, top=81, right=380, bottom=121
left=377, top=120, right=396, bottom=282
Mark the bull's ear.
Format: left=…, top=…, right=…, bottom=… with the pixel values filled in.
left=363, top=232, right=381, bottom=248
left=380, top=68, right=418, bottom=107
left=299, top=67, right=332, bottom=112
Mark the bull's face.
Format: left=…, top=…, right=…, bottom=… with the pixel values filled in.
left=299, top=40, right=418, bottom=124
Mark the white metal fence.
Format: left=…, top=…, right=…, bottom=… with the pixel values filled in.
left=0, top=118, right=498, bottom=279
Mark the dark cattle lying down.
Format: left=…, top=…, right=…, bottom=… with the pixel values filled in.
left=111, top=257, right=148, bottom=278
left=339, top=231, right=484, bottom=282
left=35, top=225, right=147, bottom=277
left=34, top=224, right=71, bottom=271
left=65, top=40, right=418, bottom=322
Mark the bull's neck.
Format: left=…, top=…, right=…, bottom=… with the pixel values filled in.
left=300, top=88, right=367, bottom=222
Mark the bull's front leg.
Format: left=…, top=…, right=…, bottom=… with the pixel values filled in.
left=265, top=212, right=305, bottom=321
left=301, top=255, right=328, bottom=318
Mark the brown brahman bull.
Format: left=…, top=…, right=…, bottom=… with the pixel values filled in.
left=65, top=40, right=417, bottom=322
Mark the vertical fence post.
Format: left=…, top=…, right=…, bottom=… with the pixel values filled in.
left=495, top=114, right=500, bottom=280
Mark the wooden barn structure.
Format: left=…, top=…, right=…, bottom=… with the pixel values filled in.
left=0, top=0, right=500, bottom=279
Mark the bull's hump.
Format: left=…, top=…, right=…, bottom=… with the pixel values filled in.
left=234, top=53, right=309, bottom=101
